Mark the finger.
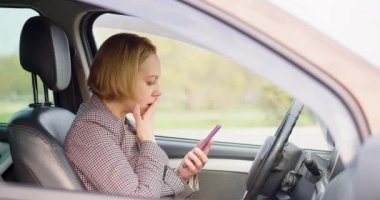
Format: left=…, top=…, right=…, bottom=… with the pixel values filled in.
left=181, top=154, right=189, bottom=168
left=188, top=151, right=203, bottom=169
left=184, top=158, right=197, bottom=173
left=193, top=148, right=208, bottom=165
left=143, top=97, right=160, bottom=118
left=132, top=104, right=142, bottom=123
left=180, top=154, right=191, bottom=169
left=202, top=139, right=214, bottom=155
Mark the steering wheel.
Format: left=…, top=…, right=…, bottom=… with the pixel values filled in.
left=244, top=100, right=304, bottom=200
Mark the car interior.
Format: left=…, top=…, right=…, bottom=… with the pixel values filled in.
left=0, top=0, right=379, bottom=200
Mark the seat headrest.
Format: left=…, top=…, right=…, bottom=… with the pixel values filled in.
left=20, top=16, right=71, bottom=91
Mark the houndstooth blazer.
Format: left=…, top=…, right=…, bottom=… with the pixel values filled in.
left=64, top=94, right=198, bottom=199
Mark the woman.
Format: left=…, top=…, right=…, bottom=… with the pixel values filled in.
left=64, top=33, right=211, bottom=199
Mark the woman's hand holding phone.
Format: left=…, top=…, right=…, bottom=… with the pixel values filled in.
left=178, top=124, right=221, bottom=181
left=178, top=139, right=213, bottom=181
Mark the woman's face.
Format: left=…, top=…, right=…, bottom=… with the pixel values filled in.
left=130, top=53, right=162, bottom=115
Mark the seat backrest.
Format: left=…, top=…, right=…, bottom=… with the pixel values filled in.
left=7, top=16, right=83, bottom=190
left=322, top=168, right=355, bottom=200
left=353, top=135, right=380, bottom=200
left=322, top=135, right=380, bottom=200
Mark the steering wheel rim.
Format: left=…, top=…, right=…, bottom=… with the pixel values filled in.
left=244, top=100, right=304, bottom=200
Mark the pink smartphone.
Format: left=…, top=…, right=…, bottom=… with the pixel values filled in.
left=197, top=123, right=222, bottom=150
left=182, top=124, right=221, bottom=169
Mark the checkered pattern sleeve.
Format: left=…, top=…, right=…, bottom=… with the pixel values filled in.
left=65, top=119, right=169, bottom=198
left=161, top=167, right=199, bottom=198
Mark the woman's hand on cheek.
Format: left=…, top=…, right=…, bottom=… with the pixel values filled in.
left=178, top=141, right=212, bottom=181
left=132, top=98, right=160, bottom=142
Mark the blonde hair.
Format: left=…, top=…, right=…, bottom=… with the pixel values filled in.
left=88, top=33, right=156, bottom=100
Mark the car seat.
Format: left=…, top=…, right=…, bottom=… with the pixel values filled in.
left=7, top=16, right=83, bottom=190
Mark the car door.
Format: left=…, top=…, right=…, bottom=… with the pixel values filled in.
left=87, top=13, right=331, bottom=200
left=0, top=1, right=338, bottom=199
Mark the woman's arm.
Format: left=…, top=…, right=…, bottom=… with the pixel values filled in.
left=65, top=120, right=168, bottom=198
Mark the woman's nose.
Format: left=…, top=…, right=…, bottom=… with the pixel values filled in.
left=152, top=84, right=161, bottom=97
left=152, top=90, right=161, bottom=97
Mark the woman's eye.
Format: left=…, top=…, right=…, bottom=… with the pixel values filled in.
left=147, top=81, right=154, bottom=86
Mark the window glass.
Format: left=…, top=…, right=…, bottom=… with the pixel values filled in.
left=0, top=8, right=46, bottom=123
left=92, top=14, right=331, bottom=150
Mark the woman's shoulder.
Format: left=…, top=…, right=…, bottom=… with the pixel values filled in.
left=75, top=95, right=120, bottom=125
left=67, top=98, right=122, bottom=136
left=65, top=107, right=121, bottom=148
left=65, top=95, right=126, bottom=144
left=75, top=103, right=122, bottom=132
left=80, top=106, right=114, bottom=124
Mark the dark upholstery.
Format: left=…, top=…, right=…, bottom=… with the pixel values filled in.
left=7, top=16, right=83, bottom=190
left=322, top=168, right=354, bottom=200
left=20, top=16, right=71, bottom=91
